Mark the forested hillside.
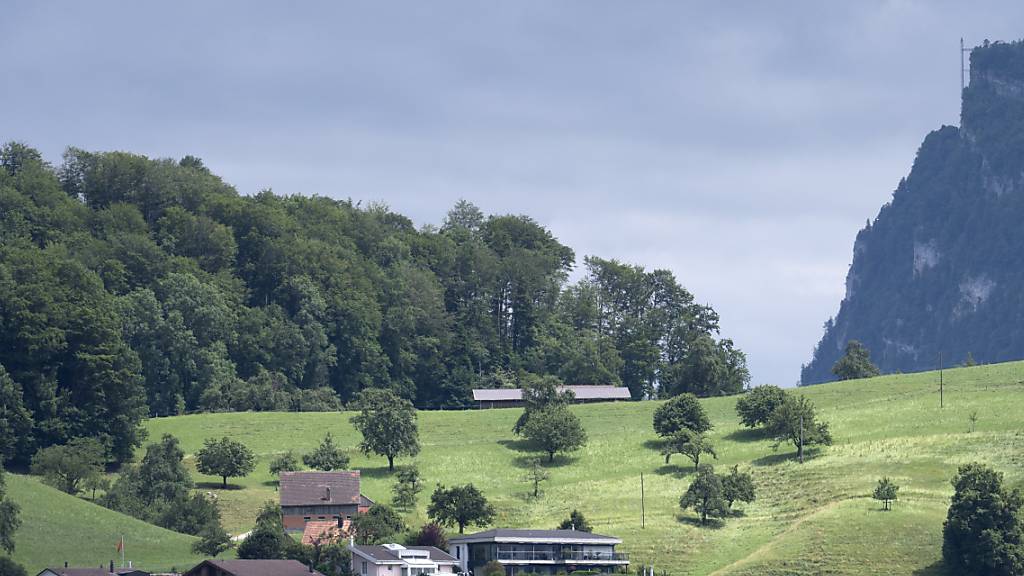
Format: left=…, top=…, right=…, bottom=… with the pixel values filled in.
left=0, top=144, right=747, bottom=465
left=803, top=39, right=1024, bottom=384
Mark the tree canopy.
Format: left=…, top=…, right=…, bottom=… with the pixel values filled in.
left=520, top=404, right=588, bottom=463
left=0, top=142, right=747, bottom=465
left=831, top=340, right=881, bottom=381
left=735, top=385, right=787, bottom=429
left=764, top=395, right=833, bottom=461
left=427, top=484, right=496, bottom=534
left=661, top=428, right=716, bottom=471
left=679, top=465, right=728, bottom=525
left=350, top=388, right=420, bottom=471
left=0, top=468, right=20, bottom=554
left=653, top=393, right=712, bottom=437
left=943, top=463, right=1024, bottom=574
left=30, top=437, right=105, bottom=495
left=195, top=436, right=256, bottom=488
left=557, top=509, right=592, bottom=533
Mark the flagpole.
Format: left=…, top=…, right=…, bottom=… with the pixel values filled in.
left=121, top=534, right=125, bottom=568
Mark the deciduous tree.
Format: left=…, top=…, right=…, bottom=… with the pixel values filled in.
left=735, top=385, right=786, bottom=429
left=721, top=465, right=755, bottom=510
left=764, top=395, right=832, bottom=462
left=521, top=405, right=587, bottom=463
left=653, top=393, right=711, bottom=437
left=557, top=510, right=592, bottom=533
left=679, top=465, right=728, bottom=525
left=352, top=504, right=406, bottom=545
left=30, top=438, right=105, bottom=495
left=427, top=484, right=495, bottom=534
left=351, top=388, right=420, bottom=472
left=942, top=463, right=1024, bottom=574
left=661, top=429, right=716, bottom=471
left=195, top=436, right=256, bottom=488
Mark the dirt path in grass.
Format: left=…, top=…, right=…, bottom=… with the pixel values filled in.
left=707, top=497, right=860, bottom=576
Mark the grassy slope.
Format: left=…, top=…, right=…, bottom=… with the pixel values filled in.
left=7, top=474, right=205, bottom=574
left=132, top=361, right=1024, bottom=575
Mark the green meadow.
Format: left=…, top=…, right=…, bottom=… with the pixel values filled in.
left=11, top=361, right=1024, bottom=574
left=7, top=474, right=205, bottom=574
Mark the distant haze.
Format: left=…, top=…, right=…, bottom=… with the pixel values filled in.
left=4, top=1, right=1024, bottom=386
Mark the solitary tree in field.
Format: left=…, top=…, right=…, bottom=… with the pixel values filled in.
left=521, top=404, right=587, bottom=463
left=513, top=374, right=574, bottom=435
left=653, top=393, right=712, bottom=437
left=679, top=465, right=728, bottom=525
left=392, top=466, right=423, bottom=509
left=427, top=484, right=495, bottom=534
left=195, top=436, right=256, bottom=488
left=350, top=388, right=420, bottom=472
left=721, top=465, right=756, bottom=510
left=523, top=459, right=550, bottom=499
left=831, top=340, right=880, bottom=381
left=661, top=429, right=716, bottom=471
left=30, top=437, right=106, bottom=495
left=764, top=395, right=832, bottom=462
left=303, top=433, right=350, bottom=471
left=735, top=385, right=787, bottom=428
left=873, top=477, right=899, bottom=511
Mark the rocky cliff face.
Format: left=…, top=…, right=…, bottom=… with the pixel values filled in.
left=802, top=40, right=1024, bottom=384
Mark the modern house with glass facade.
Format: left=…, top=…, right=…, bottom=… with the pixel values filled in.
left=349, top=544, right=459, bottom=576
left=448, top=529, right=629, bottom=576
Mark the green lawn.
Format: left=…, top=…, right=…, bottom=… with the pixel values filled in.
left=12, top=361, right=1024, bottom=575
left=7, top=473, right=206, bottom=574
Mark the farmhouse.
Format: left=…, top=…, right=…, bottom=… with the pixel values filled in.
left=448, top=529, right=629, bottom=576
left=279, top=470, right=373, bottom=533
left=349, top=543, right=459, bottom=576
left=472, top=385, right=631, bottom=409
left=183, top=560, right=324, bottom=576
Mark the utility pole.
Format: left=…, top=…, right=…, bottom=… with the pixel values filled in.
left=799, top=413, right=804, bottom=464
left=640, top=473, right=646, bottom=528
left=961, top=37, right=966, bottom=93
left=939, top=352, right=944, bottom=409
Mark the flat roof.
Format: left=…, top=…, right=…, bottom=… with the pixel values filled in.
left=449, top=529, right=621, bottom=545
left=472, top=386, right=631, bottom=402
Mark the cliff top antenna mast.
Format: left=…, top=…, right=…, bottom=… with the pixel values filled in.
left=961, top=38, right=970, bottom=93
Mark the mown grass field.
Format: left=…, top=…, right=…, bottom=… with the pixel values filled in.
left=7, top=473, right=206, bottom=574
left=12, top=361, right=1024, bottom=574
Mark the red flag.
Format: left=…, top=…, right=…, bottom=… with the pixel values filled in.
left=116, top=536, right=123, bottom=553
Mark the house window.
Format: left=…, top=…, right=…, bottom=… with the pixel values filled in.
left=456, top=547, right=460, bottom=559
left=361, top=562, right=367, bottom=575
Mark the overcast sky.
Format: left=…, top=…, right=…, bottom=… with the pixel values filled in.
left=4, top=1, right=1024, bottom=386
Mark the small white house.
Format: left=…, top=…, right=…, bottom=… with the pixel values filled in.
left=350, top=543, right=458, bottom=576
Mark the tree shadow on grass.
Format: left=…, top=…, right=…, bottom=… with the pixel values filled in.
left=359, top=466, right=398, bottom=479
left=642, top=439, right=665, bottom=451
left=497, top=438, right=534, bottom=453
left=722, top=428, right=769, bottom=442
left=196, top=481, right=245, bottom=491
left=750, top=448, right=822, bottom=467
left=911, top=560, right=951, bottom=576
left=676, top=514, right=726, bottom=530
left=510, top=453, right=579, bottom=469
left=654, top=464, right=692, bottom=479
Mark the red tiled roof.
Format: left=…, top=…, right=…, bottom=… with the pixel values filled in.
left=301, top=519, right=351, bottom=546
left=280, top=471, right=361, bottom=506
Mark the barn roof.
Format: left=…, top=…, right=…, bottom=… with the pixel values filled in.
left=279, top=471, right=361, bottom=507
left=472, top=385, right=631, bottom=402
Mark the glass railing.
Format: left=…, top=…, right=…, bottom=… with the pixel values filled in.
left=494, top=550, right=629, bottom=562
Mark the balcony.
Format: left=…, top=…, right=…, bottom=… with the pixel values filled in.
left=494, top=550, right=629, bottom=563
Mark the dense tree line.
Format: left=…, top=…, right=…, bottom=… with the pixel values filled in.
left=0, top=143, right=747, bottom=465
